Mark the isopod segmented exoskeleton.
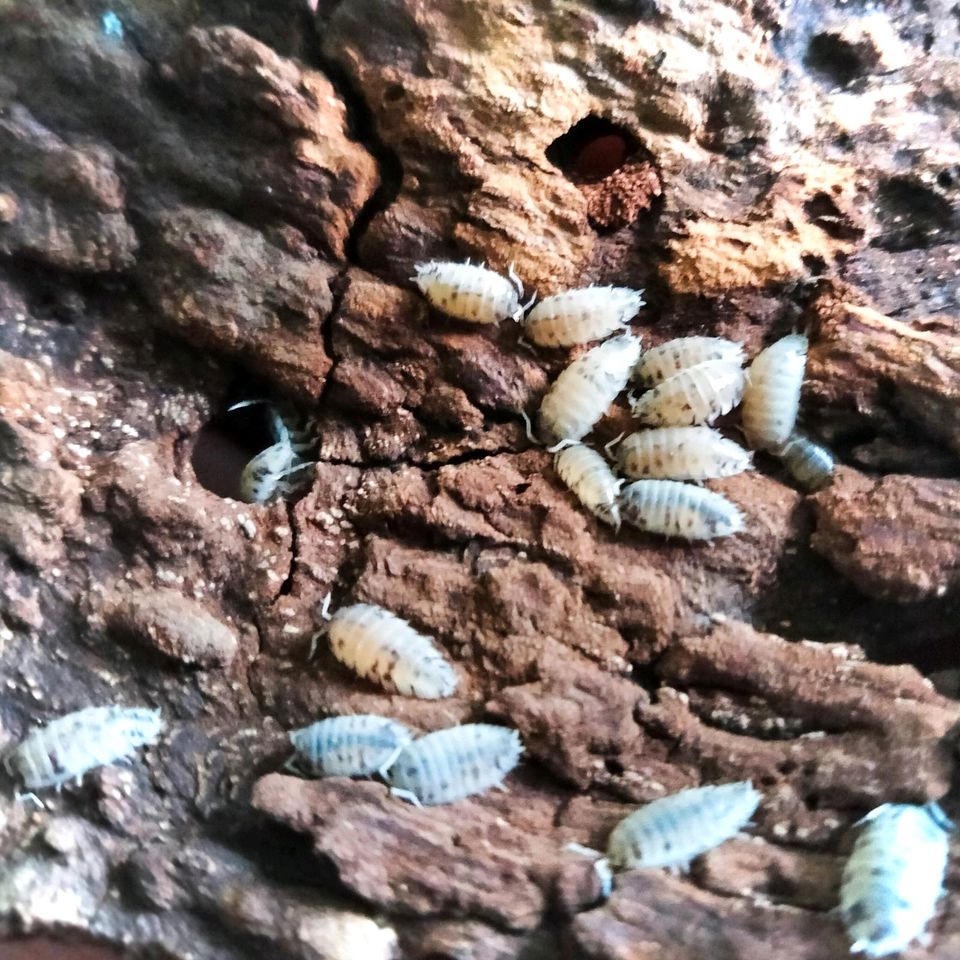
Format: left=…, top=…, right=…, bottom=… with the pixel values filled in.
left=524, top=286, right=644, bottom=347
left=616, top=427, right=752, bottom=481
left=618, top=479, right=744, bottom=540
left=287, top=714, right=414, bottom=779
left=554, top=442, right=623, bottom=529
left=741, top=333, right=808, bottom=452
left=3, top=705, right=163, bottom=792
left=633, top=336, right=745, bottom=386
left=840, top=801, right=953, bottom=958
left=630, top=359, right=745, bottom=427
left=387, top=723, right=523, bottom=805
left=321, top=599, right=458, bottom=700
left=538, top=334, right=642, bottom=445
left=778, top=433, right=834, bottom=492
left=413, top=260, right=526, bottom=324
left=607, top=781, right=761, bottom=870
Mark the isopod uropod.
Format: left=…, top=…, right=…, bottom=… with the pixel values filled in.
left=287, top=714, right=414, bottom=779
left=538, top=334, right=642, bottom=445
left=413, top=260, right=525, bottom=324
left=321, top=599, right=458, bottom=700
left=778, top=433, right=834, bottom=492
left=630, top=359, right=745, bottom=427
left=554, top=442, right=623, bottom=529
left=607, top=781, right=761, bottom=870
left=618, top=478, right=744, bottom=540
left=633, top=336, right=745, bottom=386
left=3, top=705, right=164, bottom=792
left=524, top=286, right=644, bottom=347
left=741, top=333, right=808, bottom=452
left=840, top=801, right=953, bottom=958
left=387, top=723, right=523, bottom=805
left=616, top=426, right=752, bottom=481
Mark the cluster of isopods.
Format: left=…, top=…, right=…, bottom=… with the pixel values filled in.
left=415, top=260, right=836, bottom=540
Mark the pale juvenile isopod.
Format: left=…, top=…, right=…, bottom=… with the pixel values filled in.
left=618, top=479, right=744, bottom=540
left=413, top=260, right=525, bottom=324
left=3, top=705, right=163, bottom=793
left=741, top=333, right=808, bottom=452
left=778, top=433, right=834, bottom=492
left=321, top=599, right=458, bottom=699
left=840, top=801, right=953, bottom=958
left=538, top=334, right=642, bottom=445
left=387, top=723, right=523, bottom=805
left=630, top=359, right=745, bottom=427
left=616, top=427, right=752, bottom=481
left=607, top=781, right=761, bottom=870
left=287, top=714, right=414, bottom=779
left=554, top=442, right=623, bottom=528
left=634, top=336, right=744, bottom=386
left=524, top=286, right=644, bottom=347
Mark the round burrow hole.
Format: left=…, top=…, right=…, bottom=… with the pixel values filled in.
left=191, top=400, right=281, bottom=501
left=804, top=33, right=867, bottom=87
left=546, top=115, right=640, bottom=182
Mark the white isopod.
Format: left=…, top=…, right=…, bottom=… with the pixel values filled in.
left=741, top=333, right=808, bottom=452
left=840, top=801, right=953, bottom=958
left=607, top=781, right=762, bottom=870
left=287, top=714, right=414, bottom=779
left=616, top=426, right=752, bottom=481
left=413, top=260, right=526, bottom=324
left=538, top=334, right=642, bottom=445
left=387, top=723, right=523, bottom=805
left=524, top=286, right=644, bottom=347
left=630, top=359, right=745, bottom=426
left=3, top=705, right=163, bottom=793
left=618, top=479, right=744, bottom=540
left=554, top=442, right=623, bottom=528
left=321, top=599, right=458, bottom=700
left=778, top=433, right=835, bottom=492
left=634, top=336, right=745, bottom=385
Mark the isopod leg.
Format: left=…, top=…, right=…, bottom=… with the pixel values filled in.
left=376, top=744, right=407, bottom=780
left=520, top=410, right=540, bottom=446
left=389, top=787, right=423, bottom=808
left=603, top=432, right=625, bottom=461
left=546, top=438, right=578, bottom=453
left=16, top=791, right=46, bottom=810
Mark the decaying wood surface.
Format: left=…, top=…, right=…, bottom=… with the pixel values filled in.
left=1, top=1, right=960, bottom=958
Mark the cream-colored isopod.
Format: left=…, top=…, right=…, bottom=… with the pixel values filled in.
left=630, top=359, right=745, bottom=426
left=524, top=286, right=644, bottom=347
left=778, top=433, right=834, bottom=492
left=618, top=479, right=744, bottom=540
left=538, top=334, right=642, bottom=445
left=323, top=601, right=458, bottom=699
left=634, top=336, right=744, bottom=386
left=554, top=442, right=623, bottom=528
left=607, top=782, right=761, bottom=870
left=617, top=427, right=752, bottom=481
left=741, top=334, right=808, bottom=451
left=413, top=260, right=524, bottom=324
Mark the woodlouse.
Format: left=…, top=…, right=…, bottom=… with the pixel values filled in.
left=607, top=781, right=761, bottom=870
left=741, top=333, right=808, bottom=452
left=321, top=599, right=458, bottom=700
left=386, top=723, right=523, bottom=805
left=524, top=286, right=644, bottom=347
left=778, top=433, right=835, bottom=492
left=630, top=359, right=745, bottom=426
left=538, top=333, right=642, bottom=445
left=287, top=714, right=414, bottom=779
left=4, top=705, right=163, bottom=792
left=840, top=801, right=952, bottom=958
left=413, top=260, right=525, bottom=324
left=554, top=442, right=623, bottom=528
left=618, top=479, right=744, bottom=540
left=616, top=426, right=752, bottom=481
left=634, top=336, right=744, bottom=386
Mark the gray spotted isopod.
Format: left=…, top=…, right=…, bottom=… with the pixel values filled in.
left=554, top=442, right=623, bottom=529
left=618, top=479, right=744, bottom=540
left=741, top=334, right=808, bottom=452
left=387, top=723, right=523, bottom=805
left=4, top=705, right=163, bottom=793
left=630, top=359, right=745, bottom=427
left=413, top=260, right=525, bottom=324
left=287, top=714, right=414, bottom=779
left=778, top=433, right=834, bottom=492
left=840, top=801, right=952, bottom=958
left=616, top=426, right=752, bottom=481
left=634, top=336, right=744, bottom=386
left=607, top=781, right=761, bottom=870
left=524, top=286, right=644, bottom=347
